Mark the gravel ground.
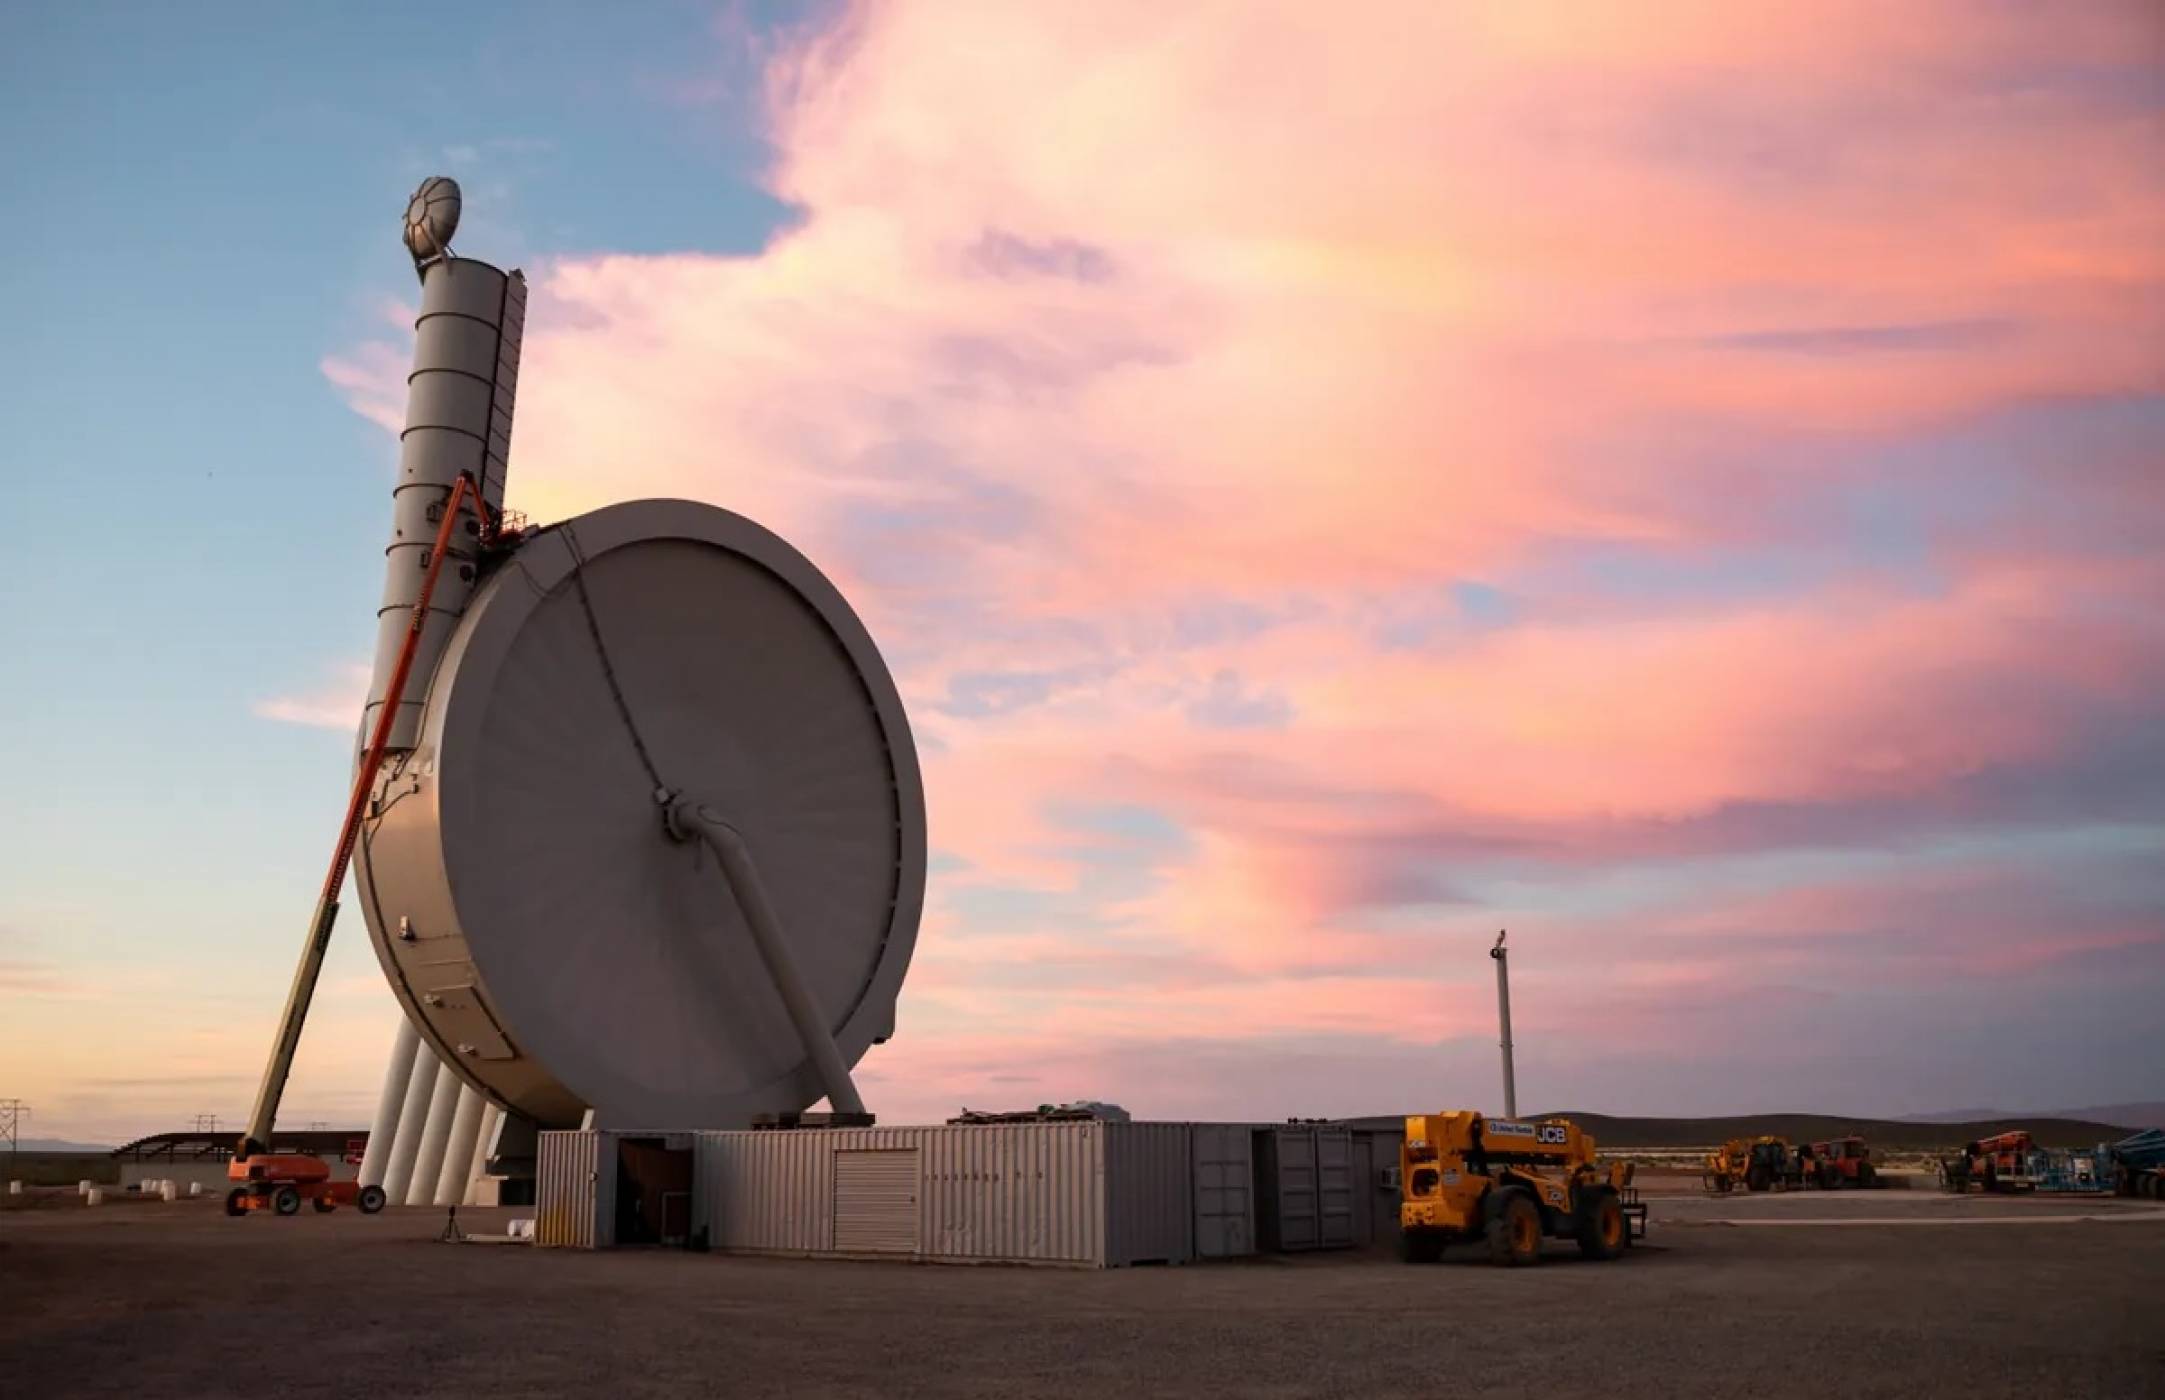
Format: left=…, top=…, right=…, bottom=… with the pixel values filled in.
left=4, top=1195, right=2161, bottom=1399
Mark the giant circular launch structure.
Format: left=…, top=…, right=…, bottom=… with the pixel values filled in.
left=356, top=500, right=925, bottom=1130
left=322, top=178, right=925, bottom=1154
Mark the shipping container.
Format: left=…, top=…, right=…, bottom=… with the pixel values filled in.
left=1106, top=1119, right=1194, bottom=1265
left=1192, top=1124, right=1256, bottom=1257
left=1315, top=1127, right=1354, bottom=1248
left=1256, top=1126, right=1319, bottom=1251
left=535, top=1128, right=613, bottom=1249
left=1256, top=1125, right=1358, bottom=1252
left=694, top=1121, right=1194, bottom=1267
left=1349, top=1133, right=1374, bottom=1245
left=1348, top=1125, right=1406, bottom=1248
left=536, top=1130, right=700, bottom=1248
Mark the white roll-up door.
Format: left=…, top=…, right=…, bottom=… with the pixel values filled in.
left=833, top=1148, right=920, bottom=1254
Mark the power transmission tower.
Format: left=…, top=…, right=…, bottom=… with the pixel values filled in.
left=0, top=1099, right=26, bottom=1176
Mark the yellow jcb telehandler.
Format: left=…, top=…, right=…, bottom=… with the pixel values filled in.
left=1399, top=1111, right=1647, bottom=1265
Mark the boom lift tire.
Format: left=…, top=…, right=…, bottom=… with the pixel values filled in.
left=1485, top=1188, right=1542, bottom=1267
left=273, top=1186, right=302, bottom=1216
left=313, top=1198, right=336, bottom=1214
left=1746, top=1163, right=1773, bottom=1192
left=224, top=1187, right=248, bottom=1218
left=358, top=1185, right=388, bottom=1214
left=1575, top=1186, right=1627, bottom=1261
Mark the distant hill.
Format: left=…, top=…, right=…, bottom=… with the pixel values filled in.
left=2053, top=1102, right=2165, bottom=1130
left=1531, top=1112, right=2136, bottom=1151
left=1903, top=1102, right=2165, bottom=1131
left=1335, top=1111, right=2141, bottom=1148
left=1901, top=1109, right=2017, bottom=1124
left=14, top=1138, right=112, bottom=1154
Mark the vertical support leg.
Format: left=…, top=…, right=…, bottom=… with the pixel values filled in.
left=358, top=1015, right=422, bottom=1187
left=381, top=1045, right=441, bottom=1203
left=435, top=1085, right=486, bottom=1206
left=408, top=1063, right=464, bottom=1207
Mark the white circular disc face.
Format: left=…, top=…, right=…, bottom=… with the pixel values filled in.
left=368, top=500, right=923, bottom=1128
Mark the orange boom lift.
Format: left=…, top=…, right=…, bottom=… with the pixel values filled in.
left=226, top=474, right=484, bottom=1218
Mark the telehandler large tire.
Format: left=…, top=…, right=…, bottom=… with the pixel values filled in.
left=1575, top=1187, right=1627, bottom=1262
left=1746, top=1164, right=1773, bottom=1192
left=1485, top=1189, right=1542, bottom=1267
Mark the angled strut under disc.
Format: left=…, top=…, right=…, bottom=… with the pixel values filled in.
left=238, top=474, right=482, bottom=1158
left=665, top=798, right=868, bottom=1116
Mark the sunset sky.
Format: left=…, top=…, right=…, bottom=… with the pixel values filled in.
left=3, top=1, right=2161, bottom=1144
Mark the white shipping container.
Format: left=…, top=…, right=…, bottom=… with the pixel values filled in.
left=696, top=1121, right=1194, bottom=1268
left=535, top=1128, right=614, bottom=1248
left=538, top=1121, right=1199, bottom=1266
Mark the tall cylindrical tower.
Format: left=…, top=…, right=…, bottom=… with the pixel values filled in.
left=361, top=254, right=526, bottom=751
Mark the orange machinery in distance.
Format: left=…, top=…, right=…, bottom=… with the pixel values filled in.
left=1947, top=1130, right=2036, bottom=1193
left=1798, top=1135, right=1877, bottom=1189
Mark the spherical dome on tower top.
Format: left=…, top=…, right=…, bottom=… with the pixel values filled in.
left=403, top=175, right=463, bottom=265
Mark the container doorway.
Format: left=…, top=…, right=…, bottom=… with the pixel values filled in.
left=615, top=1136, right=694, bottom=1246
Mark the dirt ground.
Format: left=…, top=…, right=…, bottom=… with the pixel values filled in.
left=3, top=1191, right=2161, bottom=1399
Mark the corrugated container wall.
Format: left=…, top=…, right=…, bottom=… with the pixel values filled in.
left=535, top=1129, right=614, bottom=1248
left=695, top=1122, right=1192, bottom=1267
left=1104, top=1122, right=1193, bottom=1266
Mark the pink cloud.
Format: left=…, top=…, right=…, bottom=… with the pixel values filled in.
left=252, top=661, right=368, bottom=731
left=311, top=1, right=2165, bottom=1116
left=319, top=342, right=409, bottom=437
